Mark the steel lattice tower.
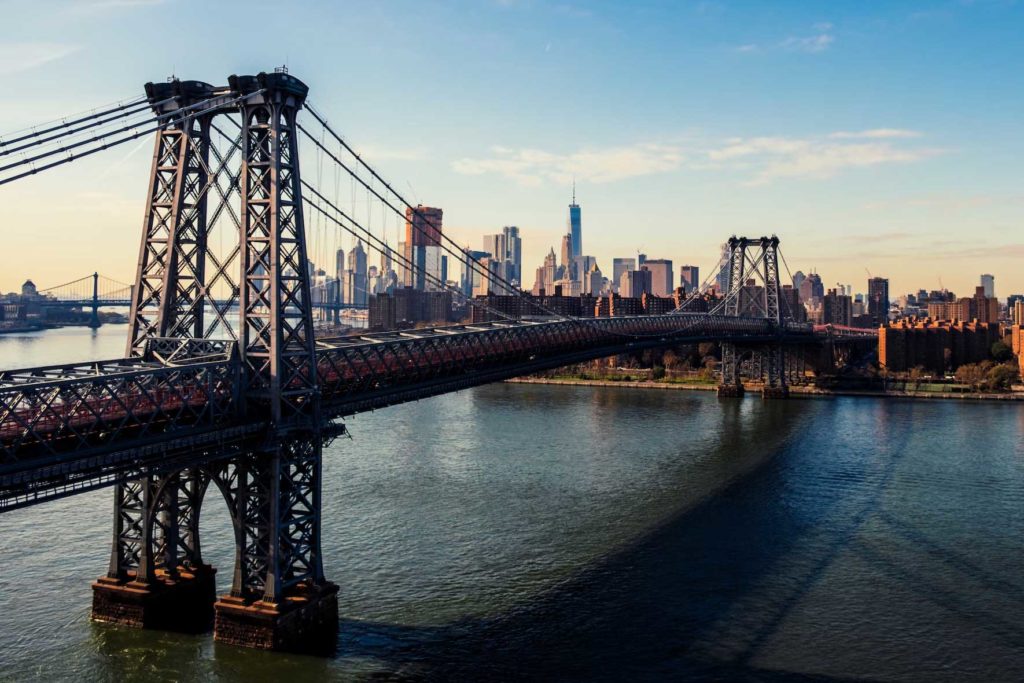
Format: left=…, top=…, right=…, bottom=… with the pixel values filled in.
left=93, top=72, right=337, bottom=652
left=716, top=235, right=789, bottom=399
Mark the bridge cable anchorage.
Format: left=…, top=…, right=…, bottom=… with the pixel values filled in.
left=0, top=91, right=263, bottom=187
left=302, top=182, right=522, bottom=323
left=0, top=94, right=149, bottom=151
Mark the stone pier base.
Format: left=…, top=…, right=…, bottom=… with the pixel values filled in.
left=761, top=386, right=790, bottom=399
left=91, top=567, right=217, bottom=633
left=717, top=384, right=745, bottom=398
left=213, top=582, right=339, bottom=654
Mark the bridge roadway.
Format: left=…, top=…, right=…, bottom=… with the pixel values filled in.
left=0, top=313, right=870, bottom=512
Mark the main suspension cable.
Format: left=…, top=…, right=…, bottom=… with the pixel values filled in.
left=302, top=182, right=521, bottom=323
left=0, top=97, right=173, bottom=159
left=0, top=91, right=262, bottom=188
left=0, top=92, right=235, bottom=177
left=0, top=95, right=148, bottom=149
left=297, top=120, right=566, bottom=321
left=301, top=103, right=531, bottom=302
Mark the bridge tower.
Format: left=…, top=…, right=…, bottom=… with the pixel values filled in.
left=716, top=236, right=789, bottom=399
left=92, top=72, right=337, bottom=653
left=88, top=272, right=101, bottom=328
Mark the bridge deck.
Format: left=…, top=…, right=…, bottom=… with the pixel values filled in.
left=0, top=315, right=873, bottom=510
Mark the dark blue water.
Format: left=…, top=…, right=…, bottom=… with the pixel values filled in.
left=2, top=325, right=1024, bottom=680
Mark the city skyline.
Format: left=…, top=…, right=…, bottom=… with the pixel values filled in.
left=1, top=1, right=1023, bottom=296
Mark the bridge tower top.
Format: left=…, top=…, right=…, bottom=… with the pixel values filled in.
left=720, top=235, right=786, bottom=325
left=124, top=71, right=318, bottom=427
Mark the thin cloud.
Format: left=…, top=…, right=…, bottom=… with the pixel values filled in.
left=707, top=132, right=944, bottom=185
left=830, top=129, right=922, bottom=139
left=780, top=33, right=834, bottom=53
left=0, top=43, right=79, bottom=75
left=736, top=25, right=835, bottom=55
left=356, top=144, right=429, bottom=162
left=64, top=0, right=165, bottom=15
left=453, top=143, right=684, bottom=186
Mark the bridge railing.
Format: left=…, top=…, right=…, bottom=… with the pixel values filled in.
left=0, top=354, right=238, bottom=475
left=313, top=314, right=791, bottom=414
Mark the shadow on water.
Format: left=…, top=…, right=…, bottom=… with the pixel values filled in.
left=308, top=398, right=928, bottom=681
left=83, top=394, right=1024, bottom=682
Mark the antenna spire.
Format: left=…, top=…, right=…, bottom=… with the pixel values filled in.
left=572, top=177, right=576, bottom=205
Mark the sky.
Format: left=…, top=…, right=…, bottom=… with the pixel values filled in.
left=0, top=0, right=1022, bottom=298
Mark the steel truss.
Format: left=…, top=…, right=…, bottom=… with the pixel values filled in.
left=714, top=236, right=788, bottom=392
left=105, top=72, right=329, bottom=610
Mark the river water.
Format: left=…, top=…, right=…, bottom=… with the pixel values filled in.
left=2, top=324, right=1024, bottom=681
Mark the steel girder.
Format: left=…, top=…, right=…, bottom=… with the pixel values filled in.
left=236, top=80, right=319, bottom=427
left=313, top=314, right=784, bottom=414
left=216, top=435, right=324, bottom=602
left=107, top=467, right=208, bottom=582
left=126, top=109, right=212, bottom=357
left=0, top=355, right=237, bottom=468
left=715, top=236, right=787, bottom=388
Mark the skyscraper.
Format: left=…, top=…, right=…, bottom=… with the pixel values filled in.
left=463, top=248, right=491, bottom=297
left=620, top=269, right=652, bottom=298
left=641, top=259, right=673, bottom=297
left=679, top=265, right=699, bottom=293
left=792, top=270, right=806, bottom=295
left=504, top=226, right=522, bottom=284
left=981, top=274, right=995, bottom=298
left=334, top=248, right=346, bottom=284
left=560, top=233, right=573, bottom=273
left=612, top=258, right=635, bottom=294
left=482, top=225, right=523, bottom=288
left=715, top=243, right=731, bottom=293
left=344, top=241, right=368, bottom=307
left=868, top=276, right=890, bottom=322
left=403, top=205, right=443, bottom=290
left=568, top=183, right=581, bottom=261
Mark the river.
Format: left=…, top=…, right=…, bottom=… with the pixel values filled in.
left=1, top=324, right=1024, bottom=681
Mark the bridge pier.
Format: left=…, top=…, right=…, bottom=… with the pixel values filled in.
left=760, top=345, right=789, bottom=399
left=213, top=582, right=339, bottom=653
left=717, top=342, right=745, bottom=397
left=717, top=383, right=745, bottom=398
left=92, top=566, right=217, bottom=633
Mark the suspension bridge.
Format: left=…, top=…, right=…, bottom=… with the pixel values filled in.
left=0, top=70, right=875, bottom=653
left=30, top=273, right=366, bottom=322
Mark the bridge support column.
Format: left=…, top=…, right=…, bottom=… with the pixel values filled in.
left=212, top=437, right=338, bottom=654
left=761, top=344, right=789, bottom=399
left=92, top=470, right=218, bottom=633
left=717, top=342, right=745, bottom=397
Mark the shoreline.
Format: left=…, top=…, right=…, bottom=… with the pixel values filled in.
left=506, top=377, right=1024, bottom=402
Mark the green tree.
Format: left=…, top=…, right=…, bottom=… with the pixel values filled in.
left=955, top=363, right=985, bottom=390
left=991, top=341, right=1014, bottom=362
left=652, top=365, right=666, bottom=380
left=985, top=363, right=1018, bottom=391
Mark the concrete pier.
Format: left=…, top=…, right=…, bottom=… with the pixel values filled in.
left=213, top=582, right=339, bottom=654
left=91, top=566, right=217, bottom=633
left=717, top=384, right=745, bottom=398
